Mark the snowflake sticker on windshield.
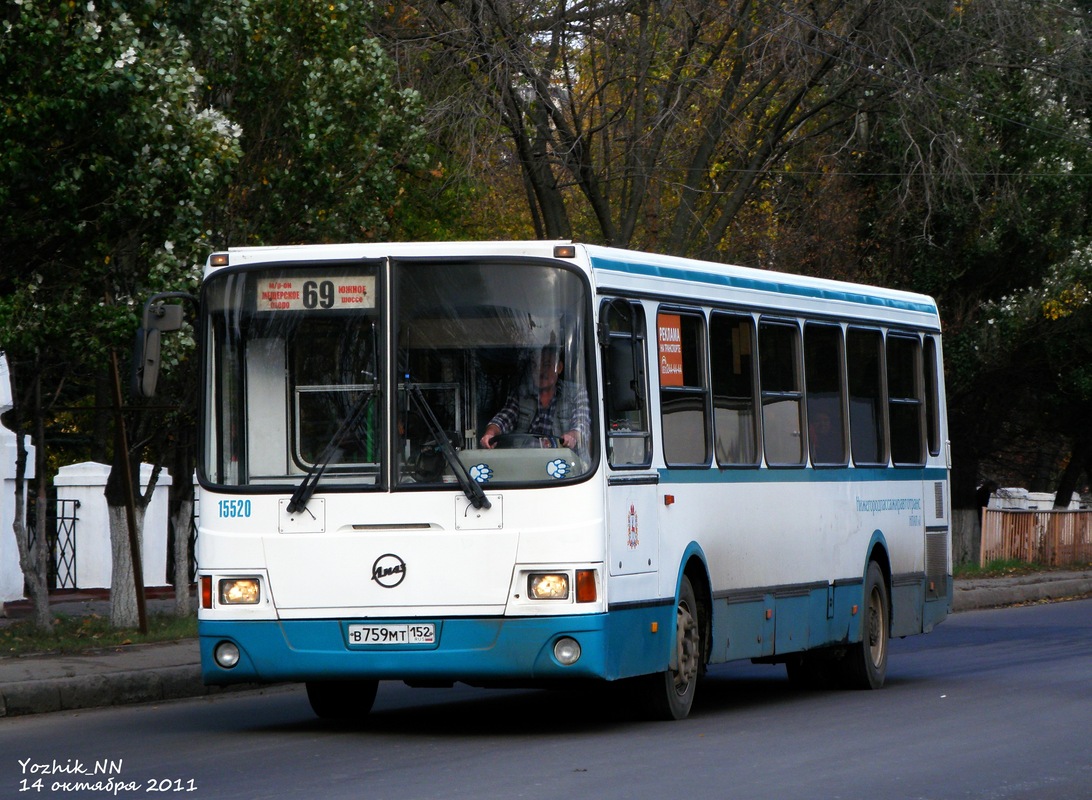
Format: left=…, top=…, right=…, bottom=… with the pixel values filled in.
left=546, top=459, right=571, bottom=479
left=469, top=463, right=493, bottom=484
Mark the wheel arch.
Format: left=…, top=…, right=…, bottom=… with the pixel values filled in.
left=673, top=543, right=712, bottom=672
left=865, top=530, right=892, bottom=586
left=864, top=530, right=893, bottom=626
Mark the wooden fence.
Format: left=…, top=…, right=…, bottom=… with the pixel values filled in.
left=980, top=509, right=1092, bottom=567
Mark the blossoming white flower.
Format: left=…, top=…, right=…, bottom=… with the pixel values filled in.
left=114, top=46, right=138, bottom=69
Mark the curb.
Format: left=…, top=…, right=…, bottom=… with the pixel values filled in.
left=0, top=666, right=205, bottom=718
left=0, top=665, right=267, bottom=718
left=951, top=576, right=1092, bottom=612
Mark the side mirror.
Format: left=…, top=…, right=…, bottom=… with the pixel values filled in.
left=131, top=295, right=191, bottom=398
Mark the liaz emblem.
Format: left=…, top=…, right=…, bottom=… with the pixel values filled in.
left=627, top=503, right=639, bottom=549
left=371, top=553, right=407, bottom=588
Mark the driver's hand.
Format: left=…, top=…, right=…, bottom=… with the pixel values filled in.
left=480, top=425, right=500, bottom=449
left=561, top=430, right=580, bottom=448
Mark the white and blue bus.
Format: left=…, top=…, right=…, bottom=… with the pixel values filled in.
left=139, top=241, right=951, bottom=720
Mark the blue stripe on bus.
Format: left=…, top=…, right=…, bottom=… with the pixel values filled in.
left=590, top=256, right=939, bottom=316
left=656, top=466, right=948, bottom=484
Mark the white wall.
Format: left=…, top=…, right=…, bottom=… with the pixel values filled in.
left=0, top=354, right=34, bottom=604
left=54, top=462, right=172, bottom=589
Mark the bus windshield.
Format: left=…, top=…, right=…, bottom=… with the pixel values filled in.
left=200, top=258, right=595, bottom=491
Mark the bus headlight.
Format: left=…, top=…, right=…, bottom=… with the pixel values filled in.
left=219, top=578, right=261, bottom=605
left=528, top=573, right=569, bottom=600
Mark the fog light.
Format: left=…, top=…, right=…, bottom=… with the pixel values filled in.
left=529, top=573, right=569, bottom=600
left=219, top=578, right=260, bottom=605
left=214, top=641, right=241, bottom=669
left=553, top=637, right=581, bottom=665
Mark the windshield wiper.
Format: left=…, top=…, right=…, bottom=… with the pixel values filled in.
left=287, top=391, right=376, bottom=515
left=406, top=383, right=491, bottom=510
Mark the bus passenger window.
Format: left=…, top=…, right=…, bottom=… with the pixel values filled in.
left=658, top=309, right=710, bottom=466
left=847, top=328, right=886, bottom=465
left=759, top=320, right=804, bottom=466
left=601, top=299, right=651, bottom=467
left=924, top=336, right=942, bottom=456
left=887, top=335, right=925, bottom=466
left=710, top=313, right=758, bottom=465
left=804, top=323, right=848, bottom=466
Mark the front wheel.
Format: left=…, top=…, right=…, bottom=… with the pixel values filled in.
left=842, top=561, right=889, bottom=689
left=645, top=575, right=702, bottom=720
left=305, top=679, right=379, bottom=721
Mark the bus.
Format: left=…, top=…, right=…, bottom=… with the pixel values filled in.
left=136, top=241, right=951, bottom=720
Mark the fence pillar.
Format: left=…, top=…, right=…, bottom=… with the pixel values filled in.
left=0, top=354, right=35, bottom=604
left=951, top=509, right=981, bottom=567
left=53, top=462, right=173, bottom=589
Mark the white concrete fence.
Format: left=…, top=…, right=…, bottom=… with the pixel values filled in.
left=53, top=461, right=172, bottom=591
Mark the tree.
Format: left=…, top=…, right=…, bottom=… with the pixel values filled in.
left=382, top=0, right=995, bottom=256
left=958, top=245, right=1092, bottom=504
left=179, top=0, right=430, bottom=246
left=0, top=0, right=241, bottom=628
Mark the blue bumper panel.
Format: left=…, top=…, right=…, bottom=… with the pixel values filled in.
left=200, top=606, right=670, bottom=686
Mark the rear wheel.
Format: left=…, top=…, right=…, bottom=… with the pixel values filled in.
left=842, top=561, right=889, bottom=689
left=305, top=679, right=379, bottom=721
left=646, top=575, right=701, bottom=720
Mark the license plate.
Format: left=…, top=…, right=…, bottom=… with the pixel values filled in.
left=347, top=623, right=436, bottom=646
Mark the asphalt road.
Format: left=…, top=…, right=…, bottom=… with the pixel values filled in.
left=2, top=599, right=1089, bottom=800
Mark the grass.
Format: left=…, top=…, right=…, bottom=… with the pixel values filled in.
left=0, top=612, right=197, bottom=658
left=953, top=559, right=1090, bottom=579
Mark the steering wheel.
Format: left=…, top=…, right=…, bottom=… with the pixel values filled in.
left=493, top=433, right=560, bottom=449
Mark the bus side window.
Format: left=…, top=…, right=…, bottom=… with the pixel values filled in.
left=887, top=334, right=925, bottom=466
left=601, top=300, right=651, bottom=468
left=710, top=312, right=759, bottom=465
left=658, top=308, right=710, bottom=466
left=847, top=327, right=887, bottom=466
left=759, top=319, right=805, bottom=466
left=924, top=336, right=942, bottom=457
left=804, top=323, right=848, bottom=466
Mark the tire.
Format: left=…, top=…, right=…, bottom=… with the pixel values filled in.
left=646, top=575, right=702, bottom=720
left=305, top=679, right=379, bottom=721
left=843, top=561, right=889, bottom=690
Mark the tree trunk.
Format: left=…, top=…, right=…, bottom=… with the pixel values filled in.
left=170, top=497, right=194, bottom=616
left=10, top=409, right=52, bottom=632
left=4, top=358, right=54, bottom=631
left=32, top=405, right=52, bottom=631
left=107, top=502, right=147, bottom=629
left=1053, top=438, right=1089, bottom=509
left=166, top=427, right=196, bottom=615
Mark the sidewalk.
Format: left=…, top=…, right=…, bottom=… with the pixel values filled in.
left=1, top=571, right=1090, bottom=718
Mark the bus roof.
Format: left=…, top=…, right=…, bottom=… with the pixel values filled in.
left=206, top=240, right=941, bottom=331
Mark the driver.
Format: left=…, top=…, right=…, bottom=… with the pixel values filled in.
left=479, top=345, right=590, bottom=451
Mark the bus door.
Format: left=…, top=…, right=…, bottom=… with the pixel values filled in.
left=600, top=299, right=658, bottom=576
left=608, top=474, right=659, bottom=576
